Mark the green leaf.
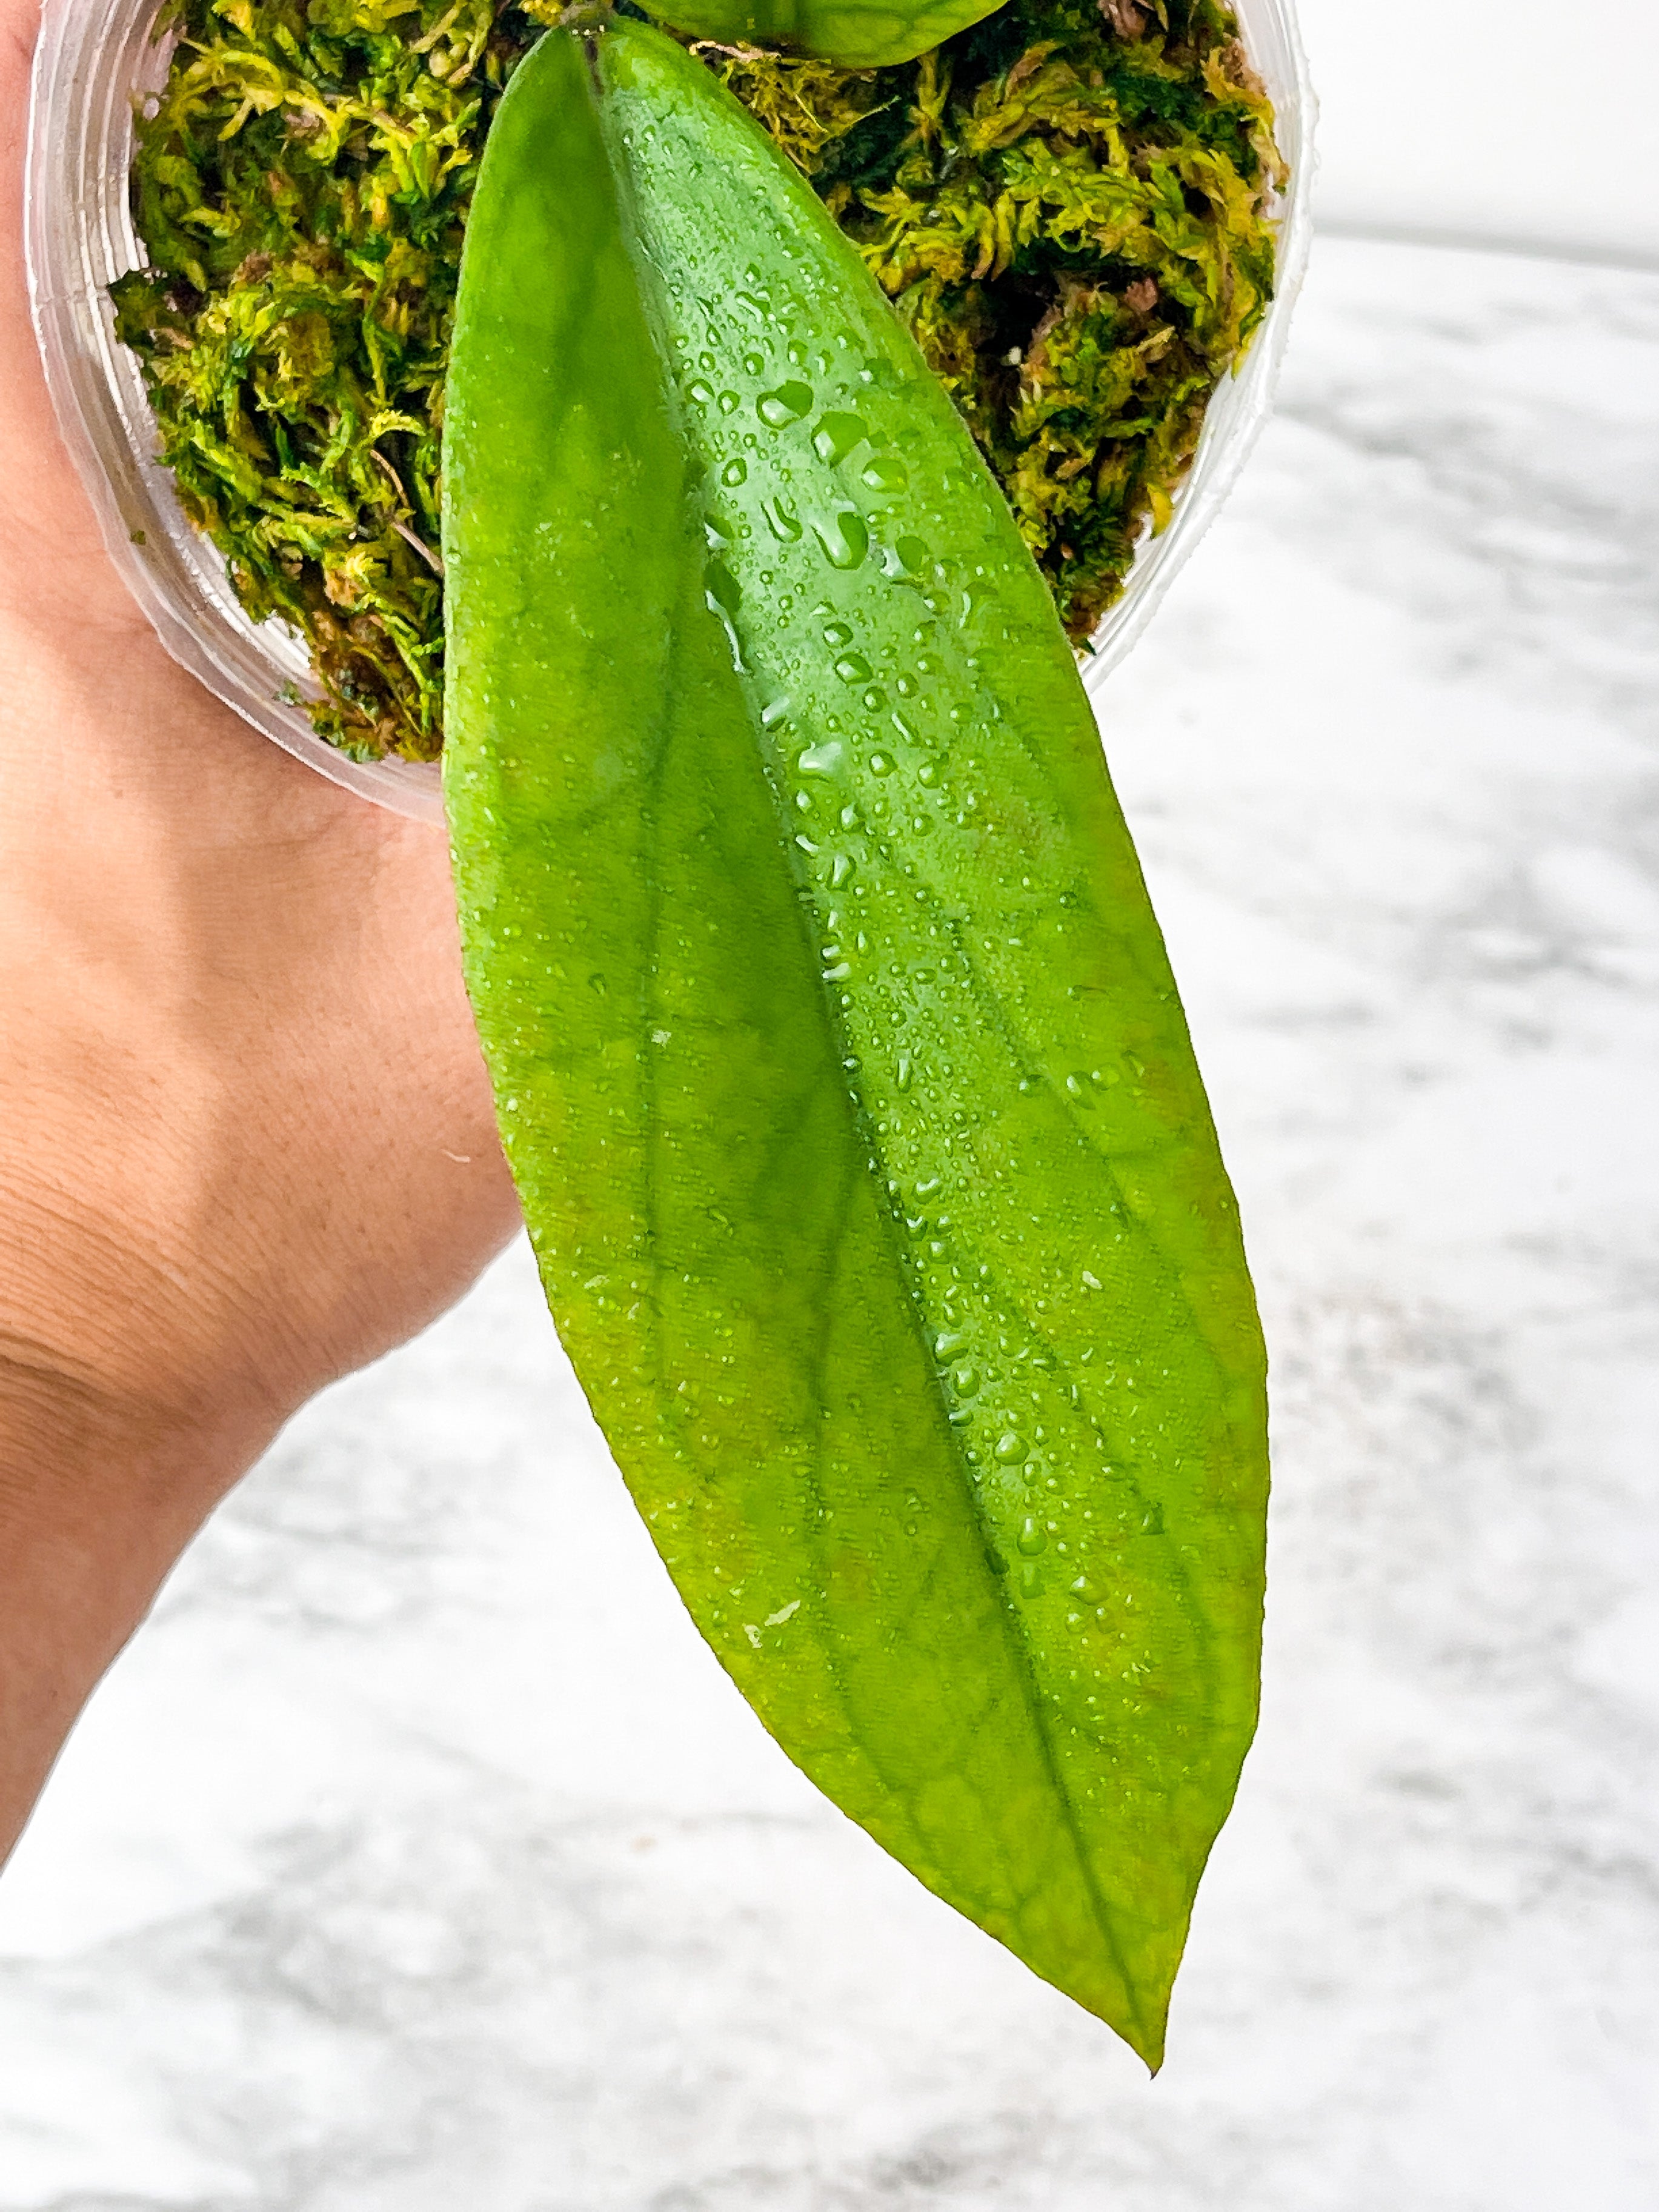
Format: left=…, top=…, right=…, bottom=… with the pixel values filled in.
left=443, top=19, right=1267, bottom=2067
left=631, top=0, right=1009, bottom=70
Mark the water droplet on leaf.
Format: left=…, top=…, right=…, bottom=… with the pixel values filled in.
left=757, top=381, right=814, bottom=427
left=704, top=559, right=741, bottom=616
left=760, top=494, right=802, bottom=543
left=812, top=412, right=867, bottom=466
left=861, top=454, right=909, bottom=493
left=813, top=509, right=869, bottom=571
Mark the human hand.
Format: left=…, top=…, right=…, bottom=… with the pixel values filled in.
left=0, top=5, right=520, bottom=1859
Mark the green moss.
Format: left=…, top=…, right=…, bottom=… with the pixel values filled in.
left=113, top=0, right=1282, bottom=762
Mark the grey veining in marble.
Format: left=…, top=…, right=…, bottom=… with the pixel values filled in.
left=2, top=236, right=1657, bottom=2210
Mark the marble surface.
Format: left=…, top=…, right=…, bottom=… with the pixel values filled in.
left=4, top=235, right=1658, bottom=2208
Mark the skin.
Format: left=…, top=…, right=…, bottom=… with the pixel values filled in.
left=0, top=0, right=520, bottom=1868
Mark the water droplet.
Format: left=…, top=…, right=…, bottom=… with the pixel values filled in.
left=1020, top=1561, right=1043, bottom=1597
left=760, top=494, right=802, bottom=543
left=813, top=509, right=869, bottom=571
left=952, top=1364, right=979, bottom=1397
left=797, top=739, right=845, bottom=776
left=721, top=457, right=748, bottom=487
left=861, top=454, right=909, bottom=493
left=1065, top=1072, right=1096, bottom=1108
left=834, top=653, right=873, bottom=683
left=917, top=762, right=939, bottom=787
left=868, top=751, right=893, bottom=777
left=704, top=559, right=741, bottom=616
left=995, top=1432, right=1029, bottom=1465
left=881, top=536, right=929, bottom=580
left=812, top=411, right=868, bottom=466
left=896, top=1052, right=913, bottom=1091
left=1081, top=1269, right=1103, bottom=1292
left=758, top=381, right=814, bottom=427
left=687, top=379, right=714, bottom=405
left=831, top=853, right=856, bottom=888
left=935, top=1330, right=968, bottom=1358
left=1017, top=1516, right=1047, bottom=1556
left=822, top=620, right=854, bottom=649
left=760, top=694, right=792, bottom=728
left=742, top=351, right=765, bottom=375
left=718, top=391, right=741, bottom=414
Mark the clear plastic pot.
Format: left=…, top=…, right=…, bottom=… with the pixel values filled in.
left=1080, top=0, right=1315, bottom=705
left=24, top=0, right=1314, bottom=824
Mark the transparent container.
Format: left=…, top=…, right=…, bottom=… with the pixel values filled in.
left=25, top=0, right=1314, bottom=823
left=1082, top=0, right=1315, bottom=702
left=25, top=0, right=444, bottom=820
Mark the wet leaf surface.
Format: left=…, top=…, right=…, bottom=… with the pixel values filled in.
left=442, top=20, right=1267, bottom=2063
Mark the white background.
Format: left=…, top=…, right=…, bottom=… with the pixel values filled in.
left=1298, top=0, right=1659, bottom=267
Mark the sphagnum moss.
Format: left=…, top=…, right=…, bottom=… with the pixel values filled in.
left=111, top=0, right=1283, bottom=763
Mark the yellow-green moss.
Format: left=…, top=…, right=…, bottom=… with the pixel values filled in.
left=113, top=0, right=1282, bottom=760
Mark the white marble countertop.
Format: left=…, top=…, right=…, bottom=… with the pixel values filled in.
left=3, top=234, right=1657, bottom=2210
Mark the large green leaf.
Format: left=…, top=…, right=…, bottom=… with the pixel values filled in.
left=442, top=19, right=1267, bottom=2066
left=631, top=0, right=1008, bottom=70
